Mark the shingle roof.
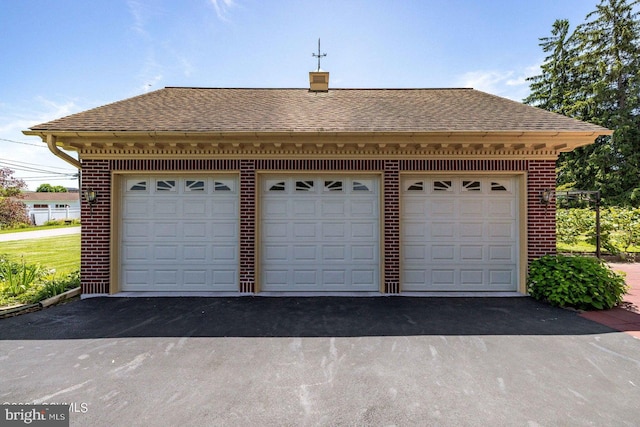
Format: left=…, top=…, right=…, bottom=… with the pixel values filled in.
left=29, top=87, right=609, bottom=134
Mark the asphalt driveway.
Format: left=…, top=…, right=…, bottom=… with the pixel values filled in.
left=1, top=296, right=639, bottom=426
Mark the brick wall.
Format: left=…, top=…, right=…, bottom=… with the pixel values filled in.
left=526, top=160, right=557, bottom=259
left=80, top=160, right=111, bottom=294
left=80, top=157, right=556, bottom=294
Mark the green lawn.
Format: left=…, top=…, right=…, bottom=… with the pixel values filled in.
left=0, top=224, right=80, bottom=235
left=0, top=234, right=80, bottom=275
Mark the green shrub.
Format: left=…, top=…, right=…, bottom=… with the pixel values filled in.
left=527, top=255, right=628, bottom=310
left=0, top=256, right=47, bottom=297
left=31, top=270, right=80, bottom=301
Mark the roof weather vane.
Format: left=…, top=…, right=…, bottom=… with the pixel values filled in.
left=312, top=38, right=327, bottom=71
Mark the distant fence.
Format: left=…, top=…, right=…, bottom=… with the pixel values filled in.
left=29, top=207, right=81, bottom=226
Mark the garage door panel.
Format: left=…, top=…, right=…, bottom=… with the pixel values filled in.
left=459, top=200, right=483, bottom=216
left=321, top=200, right=345, bottom=216
left=350, top=200, right=376, bottom=216
left=402, top=176, right=518, bottom=292
left=183, top=245, right=207, bottom=261
left=264, top=245, right=288, bottom=261
left=184, top=200, right=207, bottom=216
left=121, top=176, right=239, bottom=292
left=432, top=245, right=455, bottom=261
left=154, top=269, right=178, bottom=285
left=294, top=270, right=318, bottom=285
left=321, top=222, right=344, bottom=238
left=323, top=270, right=345, bottom=286
left=460, top=270, right=484, bottom=285
left=124, top=200, right=149, bottom=216
left=263, top=222, right=288, bottom=239
left=293, top=200, right=317, bottom=216
left=489, top=246, right=514, bottom=261
left=153, top=200, right=179, bottom=216
left=351, top=222, right=375, bottom=239
left=295, top=222, right=318, bottom=238
left=153, top=222, right=178, bottom=238
left=264, top=200, right=288, bottom=216
left=184, top=270, right=207, bottom=286
left=212, top=200, right=237, bottom=215
left=322, top=246, right=344, bottom=260
left=404, top=245, right=426, bottom=260
left=154, top=245, right=178, bottom=260
left=432, top=269, right=456, bottom=285
left=124, top=222, right=149, bottom=239
left=460, top=222, right=484, bottom=238
left=294, top=245, right=317, bottom=261
left=489, top=200, right=515, bottom=217
left=352, top=245, right=375, bottom=261
left=212, top=245, right=237, bottom=261
left=124, top=269, right=149, bottom=288
left=489, top=270, right=514, bottom=287
left=431, top=222, right=455, bottom=238
left=261, top=176, right=379, bottom=292
left=404, top=200, right=426, bottom=215
left=212, top=222, right=237, bottom=238
left=124, top=245, right=148, bottom=260
left=352, top=270, right=375, bottom=286
left=212, top=270, right=237, bottom=286
left=430, top=200, right=455, bottom=216
left=460, top=245, right=483, bottom=261
left=403, top=222, right=427, bottom=239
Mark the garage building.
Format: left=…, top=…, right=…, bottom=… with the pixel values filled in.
left=24, top=72, right=611, bottom=295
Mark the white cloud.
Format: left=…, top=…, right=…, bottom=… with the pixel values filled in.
left=127, top=0, right=150, bottom=38
left=209, top=0, right=236, bottom=21
left=455, top=64, right=540, bottom=101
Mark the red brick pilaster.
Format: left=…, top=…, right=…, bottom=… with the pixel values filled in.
left=384, top=160, right=400, bottom=293
left=239, top=160, right=256, bottom=292
left=80, top=160, right=111, bottom=294
left=527, top=160, right=557, bottom=261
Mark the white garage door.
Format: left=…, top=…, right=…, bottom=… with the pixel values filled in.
left=120, top=176, right=238, bottom=291
left=402, top=176, right=519, bottom=292
left=261, top=176, right=379, bottom=292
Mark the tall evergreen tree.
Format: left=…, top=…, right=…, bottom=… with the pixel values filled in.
left=524, top=19, right=577, bottom=116
left=526, top=0, right=640, bottom=206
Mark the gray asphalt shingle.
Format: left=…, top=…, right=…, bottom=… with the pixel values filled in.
left=29, top=87, right=610, bottom=134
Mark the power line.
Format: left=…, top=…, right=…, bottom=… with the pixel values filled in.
left=0, top=162, right=74, bottom=176
left=0, top=157, right=76, bottom=172
left=0, top=137, right=44, bottom=147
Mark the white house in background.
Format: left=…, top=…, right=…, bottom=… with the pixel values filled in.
left=21, top=192, right=80, bottom=225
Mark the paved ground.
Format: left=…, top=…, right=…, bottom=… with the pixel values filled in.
left=0, top=226, right=80, bottom=242
left=1, top=296, right=640, bottom=426
left=581, top=263, right=640, bottom=339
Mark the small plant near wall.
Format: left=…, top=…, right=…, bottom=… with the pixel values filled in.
left=527, top=255, right=628, bottom=310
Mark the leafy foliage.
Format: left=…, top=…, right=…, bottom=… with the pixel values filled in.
left=557, top=207, right=640, bottom=255
left=0, top=252, right=80, bottom=306
left=0, top=256, right=47, bottom=297
left=0, top=167, right=29, bottom=228
left=528, top=255, right=628, bottom=310
left=30, top=270, right=80, bottom=302
left=36, top=184, right=68, bottom=193
left=525, top=0, right=640, bottom=206
left=0, top=198, right=30, bottom=229
left=0, top=167, right=26, bottom=197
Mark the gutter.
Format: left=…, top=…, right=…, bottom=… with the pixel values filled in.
left=46, top=134, right=81, bottom=169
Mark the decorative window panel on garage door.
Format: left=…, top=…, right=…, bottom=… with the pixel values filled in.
left=401, top=176, right=519, bottom=291
left=260, top=176, right=380, bottom=292
left=120, top=176, right=239, bottom=291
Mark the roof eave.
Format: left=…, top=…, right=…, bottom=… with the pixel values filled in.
left=24, top=128, right=610, bottom=153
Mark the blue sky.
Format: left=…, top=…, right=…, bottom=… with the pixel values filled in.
left=1, top=0, right=605, bottom=189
